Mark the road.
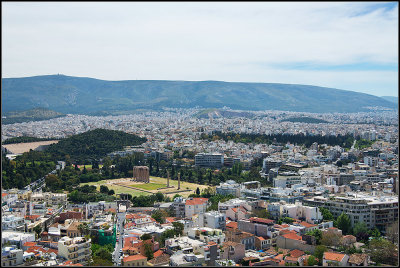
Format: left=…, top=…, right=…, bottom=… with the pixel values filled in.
left=113, top=211, right=126, bottom=266
left=25, top=161, right=66, bottom=192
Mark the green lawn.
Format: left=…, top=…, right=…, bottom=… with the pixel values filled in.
left=129, top=183, right=166, bottom=190
left=80, top=179, right=150, bottom=197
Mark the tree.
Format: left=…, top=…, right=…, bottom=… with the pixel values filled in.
left=306, top=255, right=318, bottom=266
left=196, top=187, right=200, bottom=195
left=321, top=231, right=341, bottom=247
left=352, top=222, right=369, bottom=241
left=33, top=225, right=42, bottom=238
left=152, top=210, right=167, bottom=224
left=386, top=220, right=399, bottom=244
left=253, top=209, right=270, bottom=219
left=319, top=207, right=334, bottom=221
left=172, top=221, right=184, bottom=236
left=143, top=243, right=154, bottom=260
left=78, top=223, right=89, bottom=236
left=335, top=213, right=351, bottom=235
left=314, top=245, right=327, bottom=265
left=368, top=238, right=398, bottom=266
left=306, top=229, right=322, bottom=245
left=108, top=189, right=115, bottom=196
left=368, top=227, right=381, bottom=238
left=141, top=234, right=152, bottom=241
left=100, top=185, right=109, bottom=194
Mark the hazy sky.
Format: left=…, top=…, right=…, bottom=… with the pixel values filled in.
left=2, top=2, right=398, bottom=97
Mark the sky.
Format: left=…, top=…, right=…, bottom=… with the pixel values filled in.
left=2, top=2, right=398, bottom=97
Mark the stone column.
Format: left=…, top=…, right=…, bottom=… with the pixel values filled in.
left=167, top=170, right=170, bottom=188
left=178, top=172, right=181, bottom=190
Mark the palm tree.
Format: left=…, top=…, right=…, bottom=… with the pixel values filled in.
left=78, top=223, right=90, bottom=236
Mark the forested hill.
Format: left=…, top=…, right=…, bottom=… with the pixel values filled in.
left=2, top=75, right=397, bottom=114
left=45, top=129, right=146, bottom=163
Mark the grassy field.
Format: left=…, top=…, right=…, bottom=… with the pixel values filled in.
left=80, top=176, right=211, bottom=198
left=131, top=183, right=166, bottom=190
left=81, top=180, right=150, bottom=197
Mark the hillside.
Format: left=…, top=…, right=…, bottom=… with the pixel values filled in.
left=2, top=107, right=65, bottom=124
left=45, top=128, right=147, bottom=163
left=2, top=75, right=397, bottom=114
left=194, top=109, right=255, bottom=119
left=380, top=96, right=398, bottom=104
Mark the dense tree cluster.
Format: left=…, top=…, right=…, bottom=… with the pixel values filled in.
left=2, top=136, right=58, bottom=144
left=46, top=128, right=146, bottom=163
left=200, top=131, right=354, bottom=149
left=355, top=138, right=374, bottom=149
left=2, top=151, right=56, bottom=189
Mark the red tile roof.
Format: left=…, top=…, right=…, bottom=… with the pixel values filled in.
left=25, top=215, right=41, bottom=220
left=23, top=241, right=37, bottom=247
left=299, top=221, right=316, bottom=228
left=324, top=252, right=346, bottom=262
left=282, top=233, right=302, bottom=241
left=165, top=217, right=176, bottom=223
left=290, top=249, right=305, bottom=258
left=186, top=198, right=208, bottom=206
left=154, top=249, right=163, bottom=258
left=123, top=254, right=147, bottom=262
left=249, top=217, right=274, bottom=224
left=226, top=221, right=238, bottom=229
left=285, top=256, right=299, bottom=262
left=2, top=193, right=8, bottom=197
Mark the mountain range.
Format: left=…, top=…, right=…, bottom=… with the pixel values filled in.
left=2, top=74, right=397, bottom=114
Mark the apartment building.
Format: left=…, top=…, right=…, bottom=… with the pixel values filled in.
left=216, top=180, right=241, bottom=197
left=185, top=198, right=208, bottom=218
left=195, top=153, right=224, bottom=168
left=172, top=197, right=186, bottom=219
left=122, top=254, right=147, bottom=266
left=304, top=193, right=398, bottom=233
left=30, top=192, right=67, bottom=206
left=194, top=211, right=226, bottom=230
left=188, top=227, right=225, bottom=245
left=58, top=236, right=92, bottom=265
left=2, top=215, right=25, bottom=231
left=1, top=247, right=23, bottom=267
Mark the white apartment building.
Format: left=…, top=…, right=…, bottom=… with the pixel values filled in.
left=2, top=231, right=35, bottom=248
left=194, top=211, right=226, bottom=230
left=2, top=247, right=23, bottom=267
left=195, top=153, right=224, bottom=168
left=304, top=193, right=398, bottom=233
left=2, top=215, right=25, bottom=231
left=218, top=198, right=248, bottom=213
left=188, top=227, right=225, bottom=245
left=216, top=180, right=241, bottom=197
left=30, top=192, right=67, bottom=206
left=281, top=202, right=323, bottom=224
left=58, top=236, right=92, bottom=265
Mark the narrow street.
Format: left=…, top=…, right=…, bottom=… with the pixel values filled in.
left=113, top=211, right=126, bottom=266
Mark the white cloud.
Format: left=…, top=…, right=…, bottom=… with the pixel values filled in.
left=2, top=2, right=398, bottom=96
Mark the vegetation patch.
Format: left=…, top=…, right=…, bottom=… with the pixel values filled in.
left=280, top=116, right=329, bottom=124
left=45, top=128, right=146, bottom=163
left=129, top=183, right=166, bottom=190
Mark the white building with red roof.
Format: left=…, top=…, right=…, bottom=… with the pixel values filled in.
left=185, top=198, right=209, bottom=218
